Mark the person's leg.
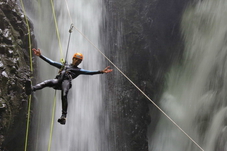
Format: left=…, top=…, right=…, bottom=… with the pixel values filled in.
left=33, top=79, right=59, bottom=91
left=58, top=80, right=71, bottom=125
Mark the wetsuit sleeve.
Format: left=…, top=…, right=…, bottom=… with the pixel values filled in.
left=40, top=55, right=63, bottom=69
left=70, top=68, right=103, bottom=75
left=78, top=69, right=103, bottom=75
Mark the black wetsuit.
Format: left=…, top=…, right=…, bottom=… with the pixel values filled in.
left=33, top=55, right=103, bottom=117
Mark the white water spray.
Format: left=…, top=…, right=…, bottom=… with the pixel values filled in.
left=149, top=0, right=227, bottom=151
left=24, top=0, right=108, bottom=151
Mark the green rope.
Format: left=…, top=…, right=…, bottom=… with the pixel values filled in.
left=19, top=1, right=33, bottom=151
left=48, top=91, right=57, bottom=151
left=50, top=0, right=64, bottom=62
left=20, top=0, right=68, bottom=151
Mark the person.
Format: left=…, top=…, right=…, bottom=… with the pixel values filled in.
left=26, top=48, right=113, bottom=125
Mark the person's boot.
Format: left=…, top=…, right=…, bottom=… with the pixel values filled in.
left=25, top=80, right=33, bottom=95
left=58, top=114, right=66, bottom=125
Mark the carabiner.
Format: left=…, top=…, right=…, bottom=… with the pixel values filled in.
left=69, top=24, right=74, bottom=33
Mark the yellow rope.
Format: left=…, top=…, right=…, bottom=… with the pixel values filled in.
left=19, top=1, right=33, bottom=151
left=48, top=91, right=57, bottom=151
left=20, top=0, right=61, bottom=150
left=24, top=96, right=32, bottom=151
left=20, top=2, right=33, bottom=72
left=20, top=0, right=65, bottom=151
left=48, top=0, right=68, bottom=150
left=34, top=1, right=45, bottom=151
left=50, top=0, right=64, bottom=61
left=62, top=0, right=204, bottom=151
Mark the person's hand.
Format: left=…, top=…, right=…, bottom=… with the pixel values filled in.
left=102, top=66, right=113, bottom=73
left=32, top=48, right=41, bottom=56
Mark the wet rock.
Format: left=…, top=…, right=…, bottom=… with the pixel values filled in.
left=6, top=50, right=13, bottom=58
left=0, top=45, right=7, bottom=54
left=104, top=0, right=189, bottom=150
left=0, top=0, right=36, bottom=150
left=0, top=98, right=6, bottom=111
left=1, top=71, right=8, bottom=78
left=0, top=135, right=4, bottom=150
left=0, top=61, right=3, bottom=68
left=9, top=66, right=17, bottom=74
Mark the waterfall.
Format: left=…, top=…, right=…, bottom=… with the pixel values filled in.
left=23, top=0, right=109, bottom=151
left=149, top=0, right=227, bottom=151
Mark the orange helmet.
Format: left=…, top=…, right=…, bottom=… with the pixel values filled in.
left=73, top=53, right=83, bottom=60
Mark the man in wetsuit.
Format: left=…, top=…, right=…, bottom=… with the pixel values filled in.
left=27, top=48, right=113, bottom=125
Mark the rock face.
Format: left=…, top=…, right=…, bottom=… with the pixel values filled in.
left=103, top=0, right=190, bottom=150
left=0, top=0, right=36, bottom=150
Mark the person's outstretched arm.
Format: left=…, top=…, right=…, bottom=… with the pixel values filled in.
left=101, top=66, right=113, bottom=73
left=76, top=66, right=113, bottom=75
left=32, top=48, right=63, bottom=69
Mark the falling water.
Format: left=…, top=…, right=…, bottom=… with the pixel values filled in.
left=149, top=0, right=227, bottom=151
left=23, top=0, right=108, bottom=151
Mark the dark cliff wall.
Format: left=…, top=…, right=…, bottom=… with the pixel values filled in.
left=103, top=0, right=190, bottom=150
left=0, top=0, right=36, bottom=150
